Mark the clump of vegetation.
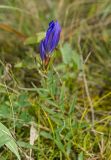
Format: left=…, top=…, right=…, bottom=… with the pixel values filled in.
left=0, top=0, right=111, bottom=159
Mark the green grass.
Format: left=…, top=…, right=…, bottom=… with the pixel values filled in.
left=0, top=0, right=111, bottom=159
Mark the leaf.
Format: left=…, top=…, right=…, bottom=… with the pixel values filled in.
left=72, top=50, right=81, bottom=69
left=0, top=134, right=10, bottom=148
left=14, top=62, right=23, bottom=68
left=50, top=115, right=63, bottom=125
left=78, top=152, right=84, bottom=160
left=24, top=32, right=45, bottom=45
left=60, top=43, right=81, bottom=69
left=59, top=82, right=65, bottom=111
left=24, top=36, right=38, bottom=45
left=60, top=43, right=72, bottom=64
left=42, top=105, right=55, bottom=115
left=0, top=123, right=21, bottom=160
left=40, top=131, right=53, bottom=140
left=46, top=100, right=59, bottom=109
left=66, top=142, right=72, bottom=155
left=18, top=93, right=30, bottom=108
left=17, top=141, right=36, bottom=149
left=55, top=139, right=65, bottom=153
left=68, top=95, right=77, bottom=115
left=36, top=32, right=45, bottom=42
left=0, top=104, right=10, bottom=118
left=54, top=132, right=65, bottom=154
left=19, top=112, right=32, bottom=123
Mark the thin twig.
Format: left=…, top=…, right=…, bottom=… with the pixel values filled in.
left=78, top=36, right=94, bottom=126
left=4, top=82, right=16, bottom=134
left=84, top=51, right=92, bottom=64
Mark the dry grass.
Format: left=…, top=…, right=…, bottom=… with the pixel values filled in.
left=0, top=0, right=111, bottom=159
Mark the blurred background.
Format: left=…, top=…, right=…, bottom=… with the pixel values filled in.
left=0, top=0, right=111, bottom=159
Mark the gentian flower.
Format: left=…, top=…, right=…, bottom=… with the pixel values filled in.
left=39, top=20, right=61, bottom=61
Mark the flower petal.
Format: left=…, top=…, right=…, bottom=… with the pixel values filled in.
left=50, top=21, right=61, bottom=52
left=39, top=40, right=46, bottom=60
left=39, top=20, right=61, bottom=61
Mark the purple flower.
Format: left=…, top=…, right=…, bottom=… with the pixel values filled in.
left=39, top=20, right=61, bottom=61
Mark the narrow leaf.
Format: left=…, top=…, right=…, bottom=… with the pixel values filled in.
left=0, top=123, right=21, bottom=160
left=0, top=134, right=10, bottom=148
left=24, top=32, right=45, bottom=45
